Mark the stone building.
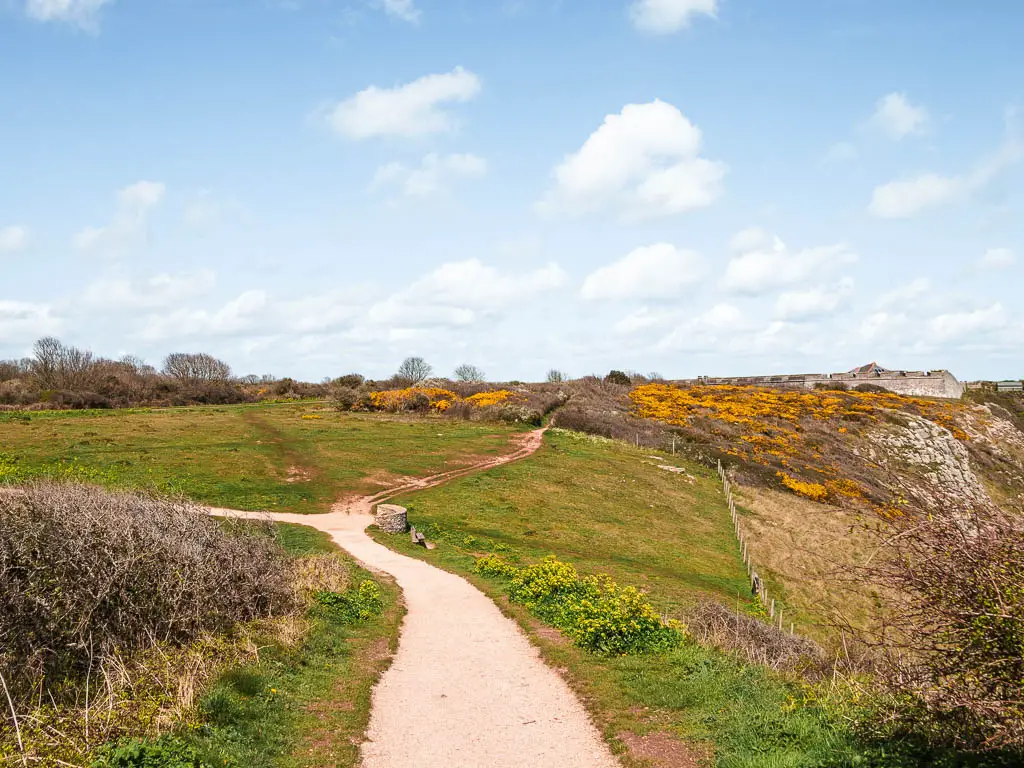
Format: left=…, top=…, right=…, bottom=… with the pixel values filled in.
left=689, top=363, right=965, bottom=400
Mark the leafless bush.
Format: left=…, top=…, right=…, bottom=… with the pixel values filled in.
left=395, top=356, right=432, bottom=385
left=162, top=352, right=233, bottom=383
left=0, top=483, right=293, bottom=703
left=686, top=601, right=826, bottom=674
left=847, top=507, right=1024, bottom=748
left=454, top=364, right=485, bottom=382
left=30, top=336, right=96, bottom=391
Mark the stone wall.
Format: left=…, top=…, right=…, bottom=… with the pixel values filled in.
left=688, top=369, right=964, bottom=400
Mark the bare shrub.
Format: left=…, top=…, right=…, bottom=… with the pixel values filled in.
left=395, top=356, right=432, bottom=385
left=30, top=336, right=96, bottom=390
left=849, top=507, right=1024, bottom=749
left=686, top=601, right=826, bottom=674
left=0, top=483, right=293, bottom=702
left=454, top=364, right=485, bottom=382
left=162, top=352, right=232, bottom=383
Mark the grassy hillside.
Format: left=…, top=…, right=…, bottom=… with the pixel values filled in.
left=0, top=403, right=525, bottom=513
left=375, top=430, right=869, bottom=767
left=394, top=428, right=753, bottom=613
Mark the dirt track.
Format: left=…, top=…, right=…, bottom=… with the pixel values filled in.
left=214, top=428, right=619, bottom=768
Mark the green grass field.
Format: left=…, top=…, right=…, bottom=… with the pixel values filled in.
left=0, top=403, right=526, bottom=513
left=376, top=429, right=864, bottom=766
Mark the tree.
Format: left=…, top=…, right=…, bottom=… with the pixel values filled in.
left=604, top=370, right=632, bottom=386
left=454, top=364, right=485, bottom=383
left=396, top=357, right=432, bottom=385
left=162, top=353, right=232, bottom=383
left=546, top=369, right=567, bottom=384
left=30, top=336, right=95, bottom=390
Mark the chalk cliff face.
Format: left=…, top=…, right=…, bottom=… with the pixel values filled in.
left=865, top=413, right=999, bottom=516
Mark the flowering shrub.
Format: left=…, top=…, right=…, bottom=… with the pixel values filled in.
left=300, top=414, right=322, bottom=420
left=313, top=580, right=383, bottom=623
left=630, top=383, right=971, bottom=505
left=369, top=388, right=457, bottom=413
left=475, top=555, right=684, bottom=655
left=367, top=387, right=529, bottom=416
left=465, top=390, right=520, bottom=408
left=778, top=472, right=829, bottom=502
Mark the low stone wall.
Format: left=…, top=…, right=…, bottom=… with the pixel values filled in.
left=375, top=504, right=408, bottom=533
left=688, top=369, right=964, bottom=399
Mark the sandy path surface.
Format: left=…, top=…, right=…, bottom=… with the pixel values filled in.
left=214, top=428, right=619, bottom=768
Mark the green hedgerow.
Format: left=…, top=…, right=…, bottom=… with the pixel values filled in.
left=476, top=554, right=684, bottom=656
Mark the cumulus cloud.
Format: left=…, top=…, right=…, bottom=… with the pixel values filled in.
left=869, top=130, right=1022, bottom=218
left=74, top=180, right=166, bottom=259
left=136, top=290, right=270, bottom=341
left=367, top=259, right=567, bottom=329
left=81, top=270, right=217, bottom=311
left=867, top=93, right=929, bottom=140
left=629, top=0, right=717, bottom=34
left=929, top=303, right=1008, bottom=342
left=379, top=0, right=420, bottom=23
left=0, top=226, right=28, bottom=253
left=980, top=247, right=1015, bottom=269
left=774, top=278, right=855, bottom=322
left=581, top=243, right=703, bottom=300
left=0, top=299, right=60, bottom=341
left=24, top=0, right=112, bottom=30
left=325, top=67, right=481, bottom=140
left=868, top=173, right=960, bottom=219
left=721, top=228, right=858, bottom=296
left=371, top=153, right=487, bottom=199
left=658, top=303, right=745, bottom=351
left=539, top=99, right=726, bottom=219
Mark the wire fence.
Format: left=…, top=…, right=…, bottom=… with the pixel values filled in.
left=717, top=459, right=794, bottom=635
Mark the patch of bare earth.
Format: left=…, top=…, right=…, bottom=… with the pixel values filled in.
left=618, top=731, right=710, bottom=768
left=285, top=465, right=312, bottom=483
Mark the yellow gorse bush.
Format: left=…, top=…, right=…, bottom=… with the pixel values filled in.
left=475, top=554, right=684, bottom=655
left=368, top=387, right=524, bottom=413
left=369, top=388, right=457, bottom=412
left=465, top=390, right=519, bottom=408
left=629, top=383, right=970, bottom=505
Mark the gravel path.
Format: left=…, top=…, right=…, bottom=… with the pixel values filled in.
left=214, top=429, right=620, bottom=768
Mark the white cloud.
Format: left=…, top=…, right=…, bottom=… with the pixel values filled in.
left=868, top=173, right=960, bottom=219
left=74, top=180, right=166, bottom=259
left=539, top=100, right=726, bottom=219
left=822, top=141, right=858, bottom=164
left=869, top=130, right=1022, bottom=218
left=366, top=259, right=566, bottom=330
left=581, top=243, right=703, bottom=300
left=137, top=290, right=269, bottom=341
left=980, top=247, right=1015, bottom=269
left=629, top=0, right=717, bottom=34
left=721, top=228, right=858, bottom=295
left=0, top=226, right=28, bottom=253
left=867, top=93, right=929, bottom=140
left=81, top=270, right=216, bottom=311
left=379, top=0, right=420, bottom=23
left=24, top=0, right=112, bottom=30
left=326, top=67, right=481, bottom=140
left=929, top=303, right=1008, bottom=342
left=658, top=303, right=745, bottom=351
left=0, top=300, right=60, bottom=341
left=877, top=277, right=931, bottom=309
left=774, top=278, right=855, bottom=321
left=371, top=153, right=487, bottom=199
left=614, top=306, right=679, bottom=335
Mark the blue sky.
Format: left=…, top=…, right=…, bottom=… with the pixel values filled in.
left=1, top=0, right=1021, bottom=381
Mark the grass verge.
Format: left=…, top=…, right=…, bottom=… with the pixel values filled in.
left=90, top=522, right=403, bottom=768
